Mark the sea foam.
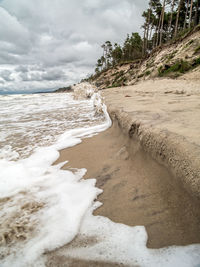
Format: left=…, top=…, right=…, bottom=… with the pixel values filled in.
left=0, top=88, right=200, bottom=267
left=0, top=91, right=111, bottom=266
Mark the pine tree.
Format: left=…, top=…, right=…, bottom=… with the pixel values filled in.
left=168, top=0, right=177, bottom=38
left=160, top=0, right=166, bottom=45
left=174, top=0, right=183, bottom=37
left=189, top=0, right=194, bottom=27
left=184, top=0, right=190, bottom=28
left=93, top=0, right=199, bottom=77
left=194, top=0, right=200, bottom=26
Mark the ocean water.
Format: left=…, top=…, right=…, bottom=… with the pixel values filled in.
left=0, top=87, right=200, bottom=267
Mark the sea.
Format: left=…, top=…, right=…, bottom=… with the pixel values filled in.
left=0, top=85, right=200, bottom=267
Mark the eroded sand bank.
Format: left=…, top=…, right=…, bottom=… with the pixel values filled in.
left=50, top=78, right=200, bottom=265
left=103, top=78, right=200, bottom=198
left=55, top=120, right=200, bottom=249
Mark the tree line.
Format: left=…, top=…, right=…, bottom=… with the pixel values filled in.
left=95, top=0, right=200, bottom=74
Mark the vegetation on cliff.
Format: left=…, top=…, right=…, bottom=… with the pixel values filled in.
left=85, top=0, right=200, bottom=88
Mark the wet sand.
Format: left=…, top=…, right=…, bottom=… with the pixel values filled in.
left=49, top=78, right=200, bottom=265
left=54, top=120, right=200, bottom=249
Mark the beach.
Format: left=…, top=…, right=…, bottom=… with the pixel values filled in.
left=55, top=120, right=200, bottom=249
left=1, top=0, right=200, bottom=265
left=49, top=77, right=200, bottom=265
left=1, top=79, right=200, bottom=266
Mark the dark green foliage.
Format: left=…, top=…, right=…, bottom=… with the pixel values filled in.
left=110, top=71, right=127, bottom=87
left=145, top=70, right=151, bottom=76
left=95, top=32, right=143, bottom=74
left=166, top=50, right=177, bottom=62
left=195, top=56, right=200, bottom=64
left=142, top=0, right=200, bottom=53
left=90, top=0, right=200, bottom=81
left=194, top=45, right=200, bottom=53
left=158, top=57, right=200, bottom=77
left=112, top=43, right=123, bottom=65
left=187, top=40, right=194, bottom=46
left=122, top=33, right=143, bottom=61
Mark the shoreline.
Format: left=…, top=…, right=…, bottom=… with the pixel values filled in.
left=54, top=120, right=200, bottom=249
left=50, top=78, right=200, bottom=265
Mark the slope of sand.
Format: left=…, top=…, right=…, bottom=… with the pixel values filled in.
left=102, top=78, right=200, bottom=199
left=49, top=78, right=200, bottom=265
left=55, top=121, right=200, bottom=248
left=91, top=29, right=200, bottom=89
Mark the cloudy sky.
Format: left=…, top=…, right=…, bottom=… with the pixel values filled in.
left=0, top=0, right=148, bottom=94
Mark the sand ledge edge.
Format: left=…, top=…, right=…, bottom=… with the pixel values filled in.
left=107, top=105, right=200, bottom=201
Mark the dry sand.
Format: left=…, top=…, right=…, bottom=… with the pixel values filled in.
left=102, top=78, right=200, bottom=199
left=50, top=78, right=200, bottom=264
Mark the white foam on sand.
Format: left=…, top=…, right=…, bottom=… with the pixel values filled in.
left=0, top=91, right=105, bottom=160
left=0, top=93, right=112, bottom=267
left=64, top=205, right=200, bottom=267
left=1, top=89, right=200, bottom=267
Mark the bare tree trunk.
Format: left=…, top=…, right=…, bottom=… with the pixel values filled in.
left=189, top=0, right=194, bottom=28
left=142, top=25, right=147, bottom=57
left=174, top=0, right=182, bottom=37
left=153, top=20, right=159, bottom=49
left=105, top=47, right=108, bottom=69
left=146, top=8, right=151, bottom=51
left=101, top=45, right=105, bottom=69
left=156, top=14, right=162, bottom=46
left=147, top=24, right=154, bottom=51
left=159, top=0, right=166, bottom=46
left=194, top=0, right=199, bottom=26
left=184, top=0, right=190, bottom=29
left=149, top=25, right=153, bottom=41
left=168, top=0, right=176, bottom=39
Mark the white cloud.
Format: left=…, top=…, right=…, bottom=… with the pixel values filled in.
left=0, top=0, right=148, bottom=93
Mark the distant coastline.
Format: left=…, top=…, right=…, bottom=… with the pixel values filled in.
left=54, top=86, right=73, bottom=93
left=0, top=86, right=73, bottom=95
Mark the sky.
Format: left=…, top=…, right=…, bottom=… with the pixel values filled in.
left=0, top=0, right=148, bottom=94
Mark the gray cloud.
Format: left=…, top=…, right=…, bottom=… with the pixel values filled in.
left=15, top=65, right=29, bottom=73
left=0, top=69, right=14, bottom=81
left=0, top=0, right=148, bottom=93
left=19, top=69, right=66, bottom=82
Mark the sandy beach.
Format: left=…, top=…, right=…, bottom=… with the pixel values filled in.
left=1, top=1, right=200, bottom=265
left=55, top=122, right=200, bottom=249
left=53, top=78, right=200, bottom=254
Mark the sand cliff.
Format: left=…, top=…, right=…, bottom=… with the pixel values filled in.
left=53, top=77, right=200, bottom=249
left=87, top=26, right=200, bottom=89
left=102, top=78, right=200, bottom=201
